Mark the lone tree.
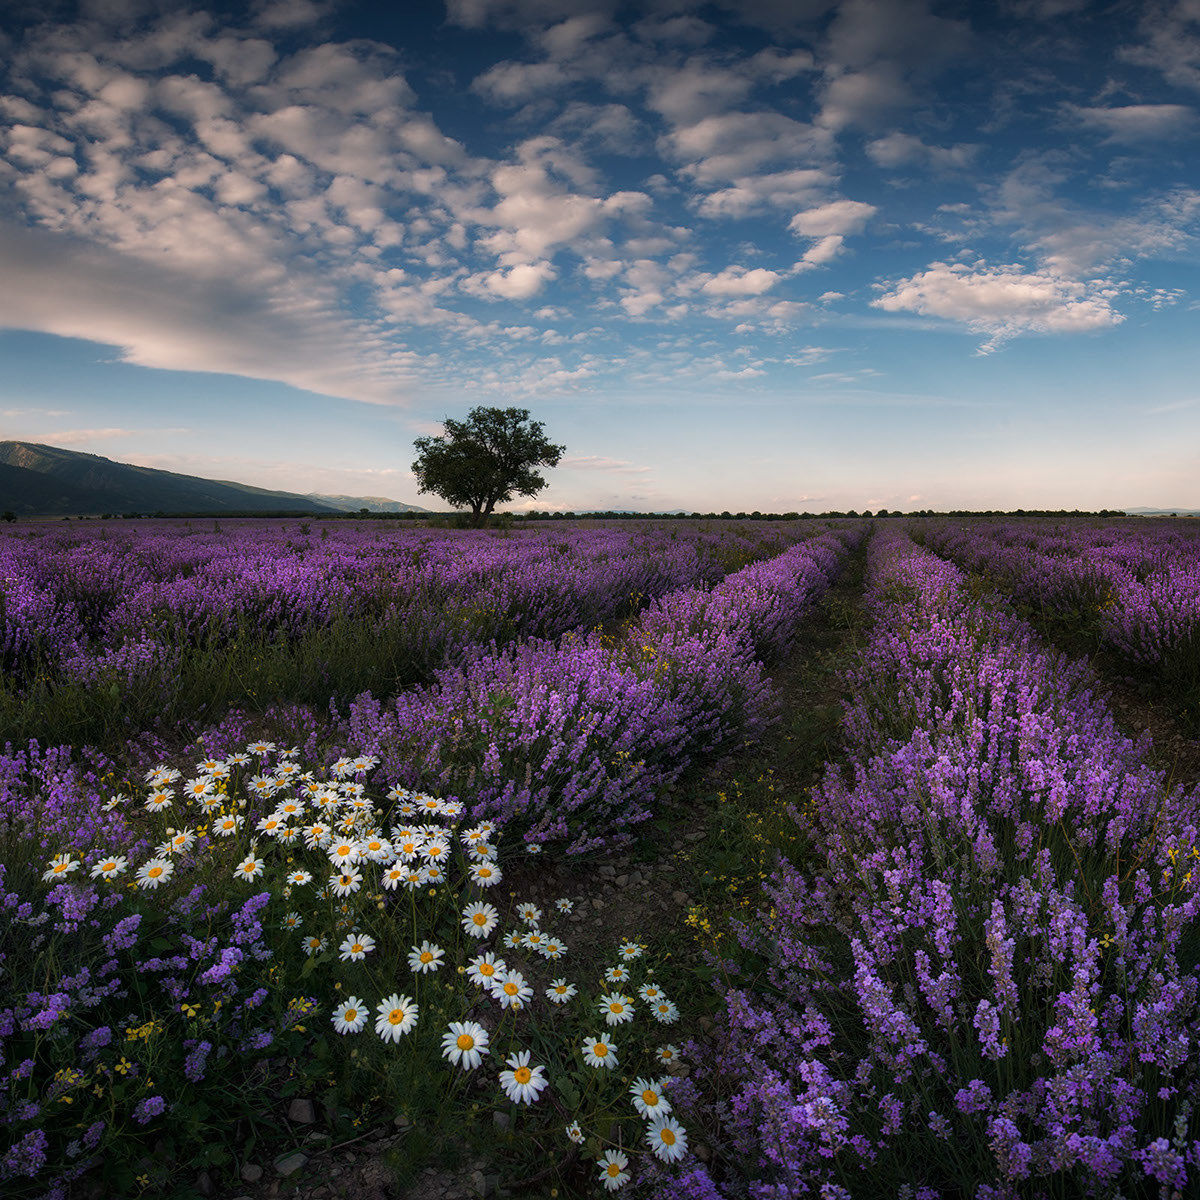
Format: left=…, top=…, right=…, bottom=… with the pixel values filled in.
left=411, top=406, right=565, bottom=527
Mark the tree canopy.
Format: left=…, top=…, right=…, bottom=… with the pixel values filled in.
left=411, top=406, right=566, bottom=527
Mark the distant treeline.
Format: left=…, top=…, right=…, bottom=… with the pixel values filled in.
left=11, top=506, right=1132, bottom=523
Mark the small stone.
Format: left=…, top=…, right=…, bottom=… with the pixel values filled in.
left=240, top=1164, right=263, bottom=1183
left=615, top=874, right=628, bottom=887
left=629, top=871, right=644, bottom=885
left=696, top=1142, right=713, bottom=1163
left=492, top=1110, right=511, bottom=1131
left=275, top=1151, right=308, bottom=1177
left=685, top=831, right=706, bottom=842
left=598, top=864, right=616, bottom=878
left=591, top=897, right=604, bottom=910
left=393, top=1113, right=410, bottom=1129
left=470, top=1168, right=489, bottom=1196
left=699, top=1015, right=715, bottom=1033
left=672, top=890, right=689, bottom=905
left=287, top=1098, right=316, bottom=1125
left=195, top=1172, right=214, bottom=1196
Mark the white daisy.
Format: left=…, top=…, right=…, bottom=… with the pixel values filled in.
left=42, top=854, right=80, bottom=883
left=466, top=953, right=505, bottom=988
left=630, top=1077, right=672, bottom=1119
left=441, top=1021, right=489, bottom=1070
left=461, top=901, right=500, bottom=939
left=555, top=897, right=574, bottom=913
left=234, top=854, right=265, bottom=882
left=302, top=935, right=327, bottom=957
left=598, top=1150, right=630, bottom=1191
left=408, top=941, right=444, bottom=974
left=469, top=862, right=502, bottom=888
left=651, top=1000, right=680, bottom=1024
left=645, top=1114, right=688, bottom=1162
left=545, top=979, right=577, bottom=1004
left=135, top=858, right=174, bottom=890
left=287, top=869, right=313, bottom=886
left=89, top=854, right=128, bottom=880
left=338, top=932, right=376, bottom=962
left=329, top=871, right=363, bottom=897
left=565, top=1120, right=584, bottom=1144
left=331, top=996, right=366, bottom=1035
left=582, top=1035, right=618, bottom=1070
left=375, top=993, right=418, bottom=1042
left=597, top=993, right=635, bottom=1027
left=492, top=969, right=533, bottom=1010
left=211, top=814, right=242, bottom=837
left=604, top=964, right=631, bottom=984
left=498, top=1050, right=547, bottom=1105
left=516, top=902, right=542, bottom=925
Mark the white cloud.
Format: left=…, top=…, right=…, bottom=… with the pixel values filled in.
left=700, top=266, right=780, bottom=295
left=1120, top=1, right=1200, bottom=92
left=865, top=131, right=978, bottom=169
left=1064, top=103, right=1197, bottom=143
left=476, top=261, right=558, bottom=299
left=789, top=198, right=877, bottom=237
left=872, top=259, right=1125, bottom=351
left=0, top=222, right=419, bottom=404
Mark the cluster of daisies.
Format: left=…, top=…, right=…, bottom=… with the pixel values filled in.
left=40, top=742, right=693, bottom=1190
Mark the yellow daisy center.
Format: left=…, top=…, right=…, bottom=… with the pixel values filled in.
left=352, top=942, right=364, bottom=953
left=593, top=1043, right=608, bottom=1057
left=102, top=862, right=115, bottom=871
left=480, top=964, right=495, bottom=976
left=148, top=866, right=163, bottom=878
left=54, top=863, right=69, bottom=873
left=388, top=1009, right=405, bottom=1025
left=643, top=1089, right=658, bottom=1105
left=344, top=1008, right=357, bottom=1021
left=457, top=1033, right=475, bottom=1050
left=610, top=1003, right=624, bottom=1013
left=473, top=914, right=487, bottom=925
left=420, top=951, right=433, bottom=964
left=504, top=981, right=518, bottom=995
left=607, top=1164, right=621, bottom=1178
left=514, top=1066, right=531, bottom=1084
left=660, top=1129, right=676, bottom=1146
left=478, top=867, right=493, bottom=878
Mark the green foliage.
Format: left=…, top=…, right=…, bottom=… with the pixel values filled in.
left=411, top=407, right=565, bottom=528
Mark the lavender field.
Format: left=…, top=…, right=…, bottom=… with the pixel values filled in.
left=4, top=517, right=1200, bottom=1199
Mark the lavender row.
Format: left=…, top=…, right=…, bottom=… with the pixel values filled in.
left=679, top=527, right=1200, bottom=1199
left=0, top=519, right=797, bottom=688
left=340, top=528, right=863, bottom=854
left=920, top=518, right=1200, bottom=684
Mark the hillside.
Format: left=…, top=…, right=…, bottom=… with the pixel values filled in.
left=0, top=442, right=423, bottom=516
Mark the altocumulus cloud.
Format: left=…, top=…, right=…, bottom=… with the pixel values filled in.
left=872, top=260, right=1124, bottom=353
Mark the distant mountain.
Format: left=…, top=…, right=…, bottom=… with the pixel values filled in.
left=1123, top=507, right=1200, bottom=517
left=0, top=441, right=355, bottom=516
left=306, top=492, right=428, bottom=514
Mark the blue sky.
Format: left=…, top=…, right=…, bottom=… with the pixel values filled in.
left=1, top=0, right=1198, bottom=512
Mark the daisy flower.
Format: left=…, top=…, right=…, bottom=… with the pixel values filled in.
left=420, top=836, right=450, bottom=865
left=329, top=871, right=363, bottom=897
left=492, top=970, right=533, bottom=1010
left=539, top=937, right=566, bottom=960
left=255, top=815, right=284, bottom=838
left=43, top=854, right=80, bottom=883
left=441, top=800, right=464, bottom=818
left=247, top=775, right=277, bottom=798
left=461, top=825, right=489, bottom=846
left=195, top=759, right=225, bottom=775
left=461, top=901, right=500, bottom=939
left=565, top=1120, right=584, bottom=1145
left=246, top=741, right=276, bottom=756
left=375, top=993, right=419, bottom=1042
left=466, top=953, right=505, bottom=988
left=163, top=829, right=195, bottom=855
left=327, top=840, right=361, bottom=868
left=331, top=756, right=354, bottom=778
left=645, top=1114, right=688, bottom=1162
left=498, top=1050, right=547, bottom=1105
left=651, top=1000, right=680, bottom=1024
left=136, top=858, right=174, bottom=890
left=401, top=868, right=428, bottom=891
left=234, top=854, right=265, bottom=882
left=276, top=799, right=305, bottom=818
left=582, top=1035, right=618, bottom=1070
left=417, top=794, right=444, bottom=816
left=502, top=931, right=523, bottom=950
left=196, top=795, right=222, bottom=815
left=524, top=842, right=542, bottom=855
left=545, top=979, right=577, bottom=1004
left=469, top=862, right=502, bottom=888
left=408, top=941, right=444, bottom=974
left=360, top=836, right=393, bottom=863
left=144, top=789, right=174, bottom=813
left=331, top=996, right=366, bottom=1035
left=185, top=777, right=216, bottom=801
left=280, top=912, right=303, bottom=931
left=101, top=794, right=128, bottom=812
left=554, top=898, right=574, bottom=913
left=212, top=815, right=242, bottom=838
left=351, top=755, right=377, bottom=773
left=338, top=932, right=376, bottom=962
left=598, top=1150, right=630, bottom=1192
left=598, top=993, right=635, bottom=1026
left=604, top=964, right=631, bottom=984
left=277, top=826, right=301, bottom=845
left=656, top=1044, right=682, bottom=1067
left=521, top=931, right=548, bottom=953
left=287, top=869, right=313, bottom=886
left=303, top=823, right=331, bottom=848
left=303, top=936, right=327, bottom=957
left=381, top=866, right=407, bottom=890
left=441, top=1021, right=489, bottom=1070
left=466, top=842, right=498, bottom=862
left=89, top=854, right=128, bottom=880
left=630, top=1077, right=672, bottom=1119
left=424, top=863, right=447, bottom=886
left=638, top=982, right=665, bottom=1003
left=516, top=903, right=542, bottom=925
left=618, top=941, right=644, bottom=960
left=226, top=752, right=251, bottom=767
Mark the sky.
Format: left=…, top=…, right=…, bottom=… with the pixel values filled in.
left=1, top=0, right=1198, bottom=513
